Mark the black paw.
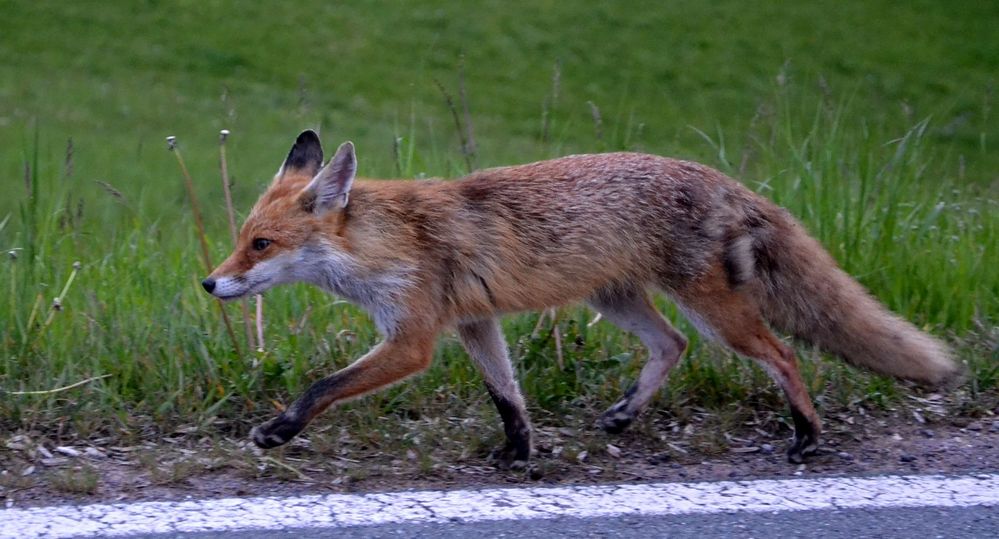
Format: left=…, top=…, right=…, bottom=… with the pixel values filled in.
left=489, top=436, right=532, bottom=470
left=250, top=416, right=303, bottom=449
left=786, top=408, right=820, bottom=464
left=786, top=432, right=819, bottom=464
left=599, top=403, right=635, bottom=434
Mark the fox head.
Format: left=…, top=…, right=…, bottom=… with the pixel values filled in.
left=202, top=130, right=357, bottom=300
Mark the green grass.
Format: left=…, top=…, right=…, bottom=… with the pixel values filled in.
left=0, top=1, right=996, bottom=449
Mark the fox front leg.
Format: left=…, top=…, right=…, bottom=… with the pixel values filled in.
left=457, top=319, right=533, bottom=468
left=251, top=333, right=436, bottom=448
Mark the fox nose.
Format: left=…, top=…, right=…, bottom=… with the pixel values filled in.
left=202, top=278, right=216, bottom=294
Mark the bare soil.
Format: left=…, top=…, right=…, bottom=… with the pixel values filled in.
left=2, top=396, right=997, bottom=509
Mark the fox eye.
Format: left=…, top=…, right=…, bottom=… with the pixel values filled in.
left=252, top=238, right=272, bottom=251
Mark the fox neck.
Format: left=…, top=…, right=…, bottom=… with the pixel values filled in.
left=269, top=182, right=433, bottom=336
left=298, top=238, right=414, bottom=338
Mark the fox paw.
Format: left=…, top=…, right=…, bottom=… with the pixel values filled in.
left=489, top=440, right=531, bottom=470
left=599, top=402, right=635, bottom=434
left=250, top=416, right=303, bottom=449
left=786, top=433, right=819, bottom=464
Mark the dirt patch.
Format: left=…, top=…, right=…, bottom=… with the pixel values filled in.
left=2, top=399, right=997, bottom=509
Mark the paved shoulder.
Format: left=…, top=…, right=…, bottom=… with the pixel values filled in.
left=2, top=473, right=997, bottom=538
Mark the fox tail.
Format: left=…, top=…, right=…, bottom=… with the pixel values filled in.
left=744, top=213, right=962, bottom=388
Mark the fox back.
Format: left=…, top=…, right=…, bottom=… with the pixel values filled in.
left=208, top=147, right=771, bottom=335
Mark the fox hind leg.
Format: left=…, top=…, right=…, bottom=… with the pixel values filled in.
left=674, top=267, right=821, bottom=463
left=587, top=286, right=688, bottom=434
left=458, top=318, right=532, bottom=468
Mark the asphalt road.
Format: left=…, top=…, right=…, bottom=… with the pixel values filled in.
left=138, top=505, right=999, bottom=539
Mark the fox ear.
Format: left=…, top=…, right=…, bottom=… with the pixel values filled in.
left=301, top=141, right=356, bottom=214
left=279, top=130, right=324, bottom=179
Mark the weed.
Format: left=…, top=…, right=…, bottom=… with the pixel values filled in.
left=0, top=469, right=36, bottom=493
left=49, top=465, right=99, bottom=495
left=137, top=451, right=203, bottom=486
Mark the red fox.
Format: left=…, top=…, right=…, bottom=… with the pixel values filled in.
left=203, top=130, right=961, bottom=466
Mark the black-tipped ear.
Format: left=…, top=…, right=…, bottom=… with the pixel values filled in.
left=279, top=130, right=324, bottom=178
left=301, top=141, right=356, bottom=214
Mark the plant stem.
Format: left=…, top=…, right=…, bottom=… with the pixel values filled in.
left=168, top=137, right=243, bottom=358
left=219, top=130, right=256, bottom=351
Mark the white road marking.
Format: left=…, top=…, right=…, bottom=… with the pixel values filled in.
left=1, top=473, right=997, bottom=538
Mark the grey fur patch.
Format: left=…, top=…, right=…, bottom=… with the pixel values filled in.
left=722, top=233, right=755, bottom=287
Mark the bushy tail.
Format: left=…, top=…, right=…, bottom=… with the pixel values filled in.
left=749, top=214, right=962, bottom=388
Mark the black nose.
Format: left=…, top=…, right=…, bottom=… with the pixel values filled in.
left=202, top=278, right=216, bottom=293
